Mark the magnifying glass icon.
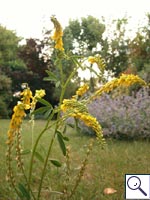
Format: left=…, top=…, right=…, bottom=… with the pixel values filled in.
left=127, top=176, right=147, bottom=196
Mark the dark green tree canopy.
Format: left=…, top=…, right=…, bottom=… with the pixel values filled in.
left=63, top=15, right=105, bottom=55
left=0, top=25, right=24, bottom=70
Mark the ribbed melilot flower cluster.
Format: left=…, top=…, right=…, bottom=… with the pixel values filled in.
left=73, top=112, right=104, bottom=142
left=21, top=88, right=33, bottom=106
left=51, top=16, right=64, bottom=51
left=31, top=89, right=46, bottom=110
left=6, top=86, right=46, bottom=190
left=7, top=88, right=33, bottom=145
left=88, top=56, right=97, bottom=64
left=88, top=55, right=106, bottom=72
left=34, top=89, right=46, bottom=99
left=7, top=88, right=46, bottom=145
left=92, top=74, right=147, bottom=100
left=61, top=99, right=88, bottom=114
left=7, top=102, right=27, bottom=144
left=76, top=84, right=89, bottom=97
left=61, top=98, right=104, bottom=143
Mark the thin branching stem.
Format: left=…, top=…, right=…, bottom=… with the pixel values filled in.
left=28, top=119, right=57, bottom=187
left=36, top=56, right=80, bottom=199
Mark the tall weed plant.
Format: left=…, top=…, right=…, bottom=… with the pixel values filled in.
left=6, top=16, right=148, bottom=199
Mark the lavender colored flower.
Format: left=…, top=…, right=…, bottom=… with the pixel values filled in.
left=80, top=87, right=150, bottom=139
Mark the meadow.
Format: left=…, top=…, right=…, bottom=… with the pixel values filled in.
left=1, top=119, right=150, bottom=200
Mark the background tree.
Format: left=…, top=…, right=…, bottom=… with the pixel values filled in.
left=18, top=38, right=58, bottom=105
left=0, top=25, right=22, bottom=68
left=0, top=73, right=12, bottom=118
left=129, top=13, right=150, bottom=82
left=63, top=15, right=106, bottom=55
left=63, top=16, right=106, bottom=91
left=103, top=17, right=130, bottom=76
left=0, top=25, right=24, bottom=116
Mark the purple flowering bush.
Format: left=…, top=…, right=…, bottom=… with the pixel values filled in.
left=80, top=87, right=150, bottom=139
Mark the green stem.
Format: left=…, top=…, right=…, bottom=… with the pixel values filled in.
left=30, top=55, right=80, bottom=199
left=31, top=116, right=35, bottom=151
left=69, top=139, right=94, bottom=198
left=7, top=145, right=22, bottom=198
left=59, top=61, right=64, bottom=86
left=28, top=114, right=56, bottom=186
left=36, top=57, right=78, bottom=199
left=37, top=128, right=57, bottom=199
left=37, top=64, right=65, bottom=199
left=16, top=133, right=36, bottom=200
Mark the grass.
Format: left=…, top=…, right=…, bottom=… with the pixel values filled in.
left=1, top=119, right=150, bottom=199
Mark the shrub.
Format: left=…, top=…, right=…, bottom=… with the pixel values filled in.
left=80, top=87, right=150, bottom=139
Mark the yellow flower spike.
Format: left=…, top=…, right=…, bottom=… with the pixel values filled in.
left=7, top=87, right=34, bottom=145
left=92, top=74, right=147, bottom=100
left=7, top=102, right=27, bottom=144
left=61, top=97, right=104, bottom=144
left=88, top=56, right=97, bottom=64
left=21, top=88, right=33, bottom=107
left=35, top=89, right=46, bottom=99
left=51, top=16, right=64, bottom=51
left=74, top=112, right=104, bottom=143
left=61, top=98, right=88, bottom=114
left=76, top=84, right=89, bottom=97
left=88, top=55, right=106, bottom=71
left=30, top=89, right=46, bottom=110
left=55, top=38, right=64, bottom=51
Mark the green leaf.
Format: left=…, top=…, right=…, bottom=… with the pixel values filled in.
left=63, top=136, right=69, bottom=141
left=44, top=109, right=53, bottom=119
left=35, top=151, right=44, bottom=163
left=50, top=159, right=62, bottom=167
left=32, top=106, right=52, bottom=115
left=18, top=183, right=30, bottom=200
left=44, top=70, right=58, bottom=82
left=43, top=77, right=54, bottom=82
left=21, top=149, right=31, bottom=155
left=37, top=98, right=52, bottom=106
left=56, top=81, right=60, bottom=88
left=57, top=131, right=69, bottom=141
left=57, top=131, right=66, bottom=156
left=86, top=66, right=100, bottom=77
left=67, top=123, right=75, bottom=128
left=63, top=125, right=67, bottom=134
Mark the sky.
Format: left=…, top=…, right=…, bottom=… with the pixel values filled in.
left=0, top=0, right=150, bottom=39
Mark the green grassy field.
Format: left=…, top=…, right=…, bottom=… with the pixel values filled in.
left=1, top=119, right=150, bottom=200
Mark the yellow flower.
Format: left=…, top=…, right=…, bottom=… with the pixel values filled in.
left=88, top=56, right=97, bottom=64
left=72, top=112, right=104, bottom=143
left=76, top=84, right=89, bottom=96
left=7, top=102, right=27, bottom=144
left=61, top=99, right=88, bottom=114
left=61, top=98, right=104, bottom=143
left=7, top=87, right=34, bottom=144
left=92, top=74, right=147, bottom=99
left=51, top=16, right=64, bottom=51
left=35, top=89, right=46, bottom=99
left=31, top=89, right=46, bottom=110
left=21, top=88, right=33, bottom=108
left=54, top=38, right=64, bottom=51
left=88, top=55, right=105, bottom=71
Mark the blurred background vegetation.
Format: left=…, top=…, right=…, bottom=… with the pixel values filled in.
left=1, top=14, right=150, bottom=118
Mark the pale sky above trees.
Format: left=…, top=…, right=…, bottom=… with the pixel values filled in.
left=0, top=0, right=150, bottom=39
